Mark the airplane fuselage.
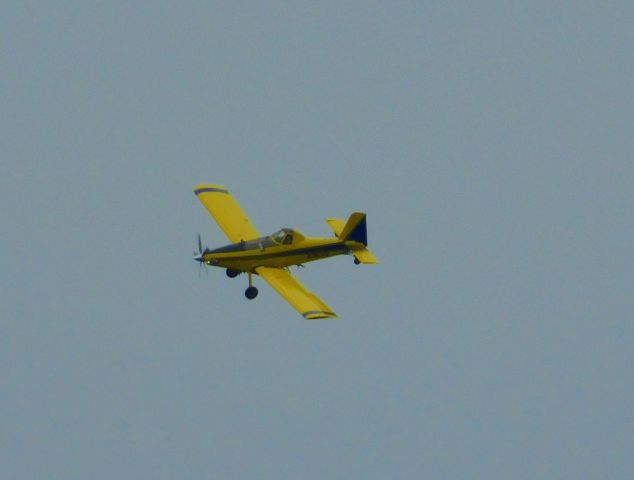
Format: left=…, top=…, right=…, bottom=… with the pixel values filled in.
left=201, top=236, right=365, bottom=272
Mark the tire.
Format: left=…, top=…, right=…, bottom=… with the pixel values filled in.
left=226, top=269, right=240, bottom=278
left=245, top=286, right=258, bottom=299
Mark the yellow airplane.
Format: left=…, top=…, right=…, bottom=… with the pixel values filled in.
left=193, top=184, right=378, bottom=319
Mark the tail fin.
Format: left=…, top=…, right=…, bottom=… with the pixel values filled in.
left=339, top=212, right=368, bottom=245
left=327, top=213, right=378, bottom=264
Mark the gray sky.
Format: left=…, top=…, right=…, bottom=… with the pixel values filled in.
left=2, top=2, right=632, bottom=478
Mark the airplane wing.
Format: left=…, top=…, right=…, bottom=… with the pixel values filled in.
left=256, top=267, right=337, bottom=319
left=194, top=184, right=260, bottom=243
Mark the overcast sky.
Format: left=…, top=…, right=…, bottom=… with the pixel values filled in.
left=2, top=2, right=633, bottom=479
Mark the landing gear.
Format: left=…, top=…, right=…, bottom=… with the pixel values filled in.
left=354, top=257, right=361, bottom=265
left=226, top=268, right=240, bottom=278
left=244, top=272, right=258, bottom=299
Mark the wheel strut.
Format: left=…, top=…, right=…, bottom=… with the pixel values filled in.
left=245, top=272, right=258, bottom=299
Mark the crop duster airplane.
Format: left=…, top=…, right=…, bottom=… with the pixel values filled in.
left=193, top=184, right=378, bottom=319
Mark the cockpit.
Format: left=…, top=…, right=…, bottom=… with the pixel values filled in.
left=271, top=228, right=295, bottom=245
left=206, top=228, right=305, bottom=255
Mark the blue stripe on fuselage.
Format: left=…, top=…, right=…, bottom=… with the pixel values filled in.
left=251, top=242, right=347, bottom=260
left=207, top=242, right=348, bottom=260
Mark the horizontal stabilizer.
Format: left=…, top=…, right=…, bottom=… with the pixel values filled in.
left=326, top=218, right=345, bottom=237
left=353, top=248, right=379, bottom=264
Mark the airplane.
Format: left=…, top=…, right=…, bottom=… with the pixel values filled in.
left=192, top=184, right=378, bottom=319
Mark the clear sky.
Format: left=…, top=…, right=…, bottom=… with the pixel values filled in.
left=2, top=2, right=632, bottom=478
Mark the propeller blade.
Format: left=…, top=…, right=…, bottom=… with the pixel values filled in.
left=194, top=234, right=209, bottom=278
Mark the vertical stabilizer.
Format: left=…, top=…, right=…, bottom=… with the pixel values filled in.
left=339, top=212, right=368, bottom=245
left=326, top=213, right=378, bottom=264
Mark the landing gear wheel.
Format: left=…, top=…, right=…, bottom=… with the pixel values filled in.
left=354, top=258, right=361, bottom=265
left=245, top=286, right=258, bottom=299
left=226, top=269, right=240, bottom=278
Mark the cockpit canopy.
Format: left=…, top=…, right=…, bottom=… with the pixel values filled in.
left=207, top=228, right=304, bottom=254
left=271, top=228, right=296, bottom=245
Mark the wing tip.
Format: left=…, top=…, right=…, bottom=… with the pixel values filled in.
left=303, top=310, right=338, bottom=320
left=194, top=184, right=229, bottom=195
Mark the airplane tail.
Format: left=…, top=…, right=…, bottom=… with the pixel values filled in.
left=339, top=212, right=367, bottom=245
left=327, top=213, right=378, bottom=264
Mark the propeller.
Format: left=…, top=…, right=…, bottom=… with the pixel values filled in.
left=193, top=234, right=208, bottom=277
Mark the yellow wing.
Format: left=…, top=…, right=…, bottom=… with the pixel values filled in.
left=194, top=184, right=260, bottom=242
left=256, top=267, right=337, bottom=319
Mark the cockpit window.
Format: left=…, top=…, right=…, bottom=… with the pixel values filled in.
left=271, top=228, right=294, bottom=245
left=272, top=230, right=285, bottom=244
